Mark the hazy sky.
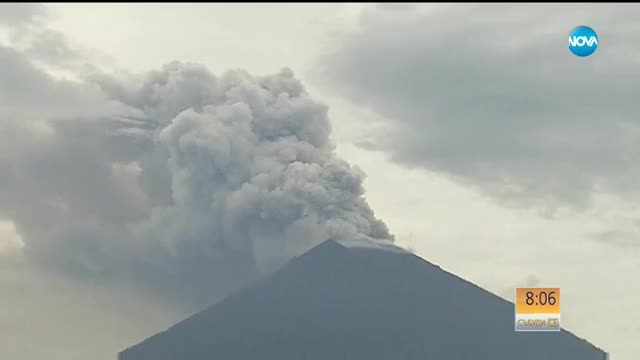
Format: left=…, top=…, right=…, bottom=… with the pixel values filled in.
left=0, top=3, right=637, bottom=360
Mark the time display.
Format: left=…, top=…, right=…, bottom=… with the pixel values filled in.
left=515, top=287, right=561, bottom=315
left=525, top=290, right=557, bottom=306
left=515, top=287, right=561, bottom=332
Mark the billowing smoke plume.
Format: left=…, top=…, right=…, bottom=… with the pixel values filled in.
left=101, top=63, right=394, bottom=277
left=0, top=45, right=393, bottom=308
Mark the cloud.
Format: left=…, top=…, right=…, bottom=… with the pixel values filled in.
left=315, top=4, right=640, bottom=211
left=590, top=231, right=639, bottom=249
left=0, top=220, right=23, bottom=255
left=0, top=262, right=183, bottom=360
left=0, top=3, right=47, bottom=27
left=0, top=17, right=393, bottom=309
left=1, top=3, right=113, bottom=73
left=589, top=217, right=640, bottom=249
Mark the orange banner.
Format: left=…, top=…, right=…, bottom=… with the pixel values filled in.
left=515, top=287, right=560, bottom=315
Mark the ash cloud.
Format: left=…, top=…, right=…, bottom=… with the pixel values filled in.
left=0, top=13, right=393, bottom=308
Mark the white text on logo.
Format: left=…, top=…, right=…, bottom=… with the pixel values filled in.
left=569, top=36, right=598, bottom=47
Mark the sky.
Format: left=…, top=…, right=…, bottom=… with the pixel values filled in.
left=0, top=3, right=638, bottom=360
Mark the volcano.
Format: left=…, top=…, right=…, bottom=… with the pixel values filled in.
left=119, top=239, right=607, bottom=360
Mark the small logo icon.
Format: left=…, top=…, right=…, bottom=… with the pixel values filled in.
left=568, top=26, right=598, bottom=57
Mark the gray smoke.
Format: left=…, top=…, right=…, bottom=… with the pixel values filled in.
left=0, top=36, right=394, bottom=308
left=99, top=63, right=395, bottom=274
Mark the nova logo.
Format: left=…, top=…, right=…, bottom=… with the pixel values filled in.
left=568, top=26, right=598, bottom=57
left=569, top=36, right=597, bottom=47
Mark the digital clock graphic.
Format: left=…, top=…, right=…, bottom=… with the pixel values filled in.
left=515, top=287, right=561, bottom=332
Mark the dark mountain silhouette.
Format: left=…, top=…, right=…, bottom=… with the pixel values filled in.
left=119, top=239, right=607, bottom=360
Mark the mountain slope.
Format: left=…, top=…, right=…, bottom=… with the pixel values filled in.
left=119, top=240, right=607, bottom=360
